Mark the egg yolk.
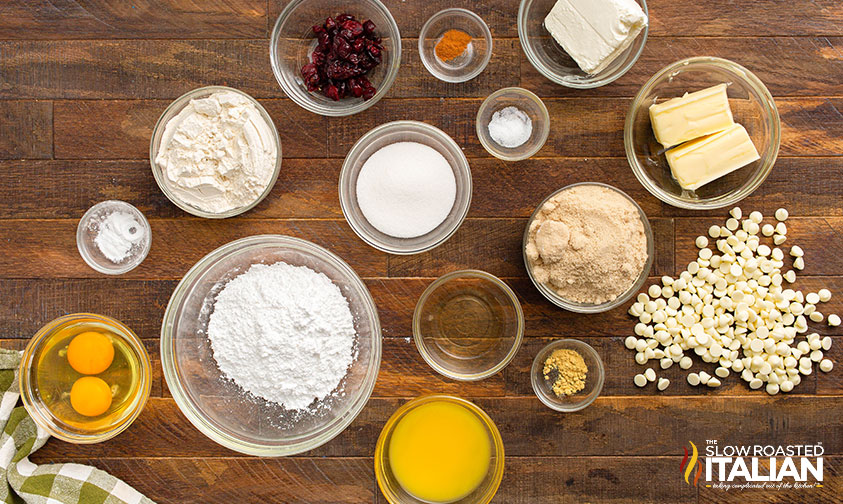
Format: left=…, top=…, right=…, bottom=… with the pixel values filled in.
left=70, top=376, right=112, bottom=417
left=67, top=331, right=114, bottom=375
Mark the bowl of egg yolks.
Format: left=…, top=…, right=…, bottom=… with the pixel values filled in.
left=19, top=313, right=152, bottom=443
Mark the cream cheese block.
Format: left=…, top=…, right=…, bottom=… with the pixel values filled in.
left=665, top=123, right=760, bottom=191
left=544, top=0, right=648, bottom=75
left=649, top=84, right=735, bottom=148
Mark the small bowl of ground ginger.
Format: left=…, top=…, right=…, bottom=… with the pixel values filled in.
left=531, top=339, right=604, bottom=412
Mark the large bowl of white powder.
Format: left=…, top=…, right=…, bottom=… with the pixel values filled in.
left=160, top=235, right=381, bottom=456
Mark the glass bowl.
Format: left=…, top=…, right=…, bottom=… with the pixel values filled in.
left=76, top=200, right=151, bottom=275
left=339, top=121, right=472, bottom=255
left=625, top=57, right=781, bottom=209
left=476, top=87, right=550, bottom=161
left=413, top=270, right=524, bottom=381
left=160, top=235, right=381, bottom=456
left=523, top=182, right=654, bottom=313
left=270, top=0, right=401, bottom=116
left=518, top=0, right=648, bottom=88
left=19, top=313, right=152, bottom=443
left=418, top=8, right=493, bottom=83
left=375, top=395, right=505, bottom=504
left=531, top=339, right=604, bottom=412
left=149, top=86, right=282, bottom=218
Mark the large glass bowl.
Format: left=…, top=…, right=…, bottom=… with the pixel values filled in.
left=149, top=86, right=282, bottom=219
left=518, top=0, right=648, bottom=88
left=19, top=313, right=152, bottom=444
left=375, top=395, right=505, bottom=504
left=270, top=0, right=401, bottom=116
left=339, top=121, right=472, bottom=255
left=523, top=182, right=654, bottom=313
left=625, top=57, right=780, bottom=209
left=160, top=235, right=382, bottom=456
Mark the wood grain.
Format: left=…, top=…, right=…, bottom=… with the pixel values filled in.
left=0, top=220, right=387, bottom=279
left=0, top=1, right=267, bottom=39
left=0, top=101, right=51, bottom=159
left=31, top=396, right=843, bottom=459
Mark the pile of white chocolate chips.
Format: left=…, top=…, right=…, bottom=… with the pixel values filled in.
left=625, top=207, right=838, bottom=395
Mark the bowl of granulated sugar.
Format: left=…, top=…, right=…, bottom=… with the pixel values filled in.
left=523, top=182, right=654, bottom=313
left=339, top=120, right=472, bottom=255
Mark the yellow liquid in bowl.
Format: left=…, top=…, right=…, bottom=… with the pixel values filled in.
left=388, top=400, right=491, bottom=503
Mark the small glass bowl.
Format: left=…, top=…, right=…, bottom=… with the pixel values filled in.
left=161, top=235, right=381, bottom=456
left=625, top=57, right=781, bottom=209
left=476, top=87, right=550, bottom=161
left=375, top=395, right=505, bottom=504
left=270, top=0, right=401, bottom=116
left=19, top=313, right=152, bottom=443
left=523, top=182, right=654, bottom=313
left=418, top=8, right=493, bottom=83
left=531, top=339, right=604, bottom=412
left=339, top=121, right=472, bottom=255
left=76, top=200, right=151, bottom=275
left=518, top=0, right=648, bottom=88
left=413, top=270, right=524, bottom=381
left=149, top=86, right=282, bottom=218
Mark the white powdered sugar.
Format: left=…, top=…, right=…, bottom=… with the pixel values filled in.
left=207, top=262, right=356, bottom=410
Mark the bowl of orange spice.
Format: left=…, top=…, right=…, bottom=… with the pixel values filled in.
left=419, top=8, right=493, bottom=83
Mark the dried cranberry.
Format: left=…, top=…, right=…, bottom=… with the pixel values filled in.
left=324, top=84, right=341, bottom=101
left=336, top=14, right=354, bottom=22
left=348, top=78, right=364, bottom=97
left=352, top=38, right=366, bottom=52
left=324, top=16, right=337, bottom=31
left=363, top=20, right=376, bottom=35
left=362, top=85, right=376, bottom=100
left=312, top=24, right=325, bottom=34
left=342, top=20, right=364, bottom=38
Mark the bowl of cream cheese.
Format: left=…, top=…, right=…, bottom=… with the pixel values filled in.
left=150, top=86, right=282, bottom=218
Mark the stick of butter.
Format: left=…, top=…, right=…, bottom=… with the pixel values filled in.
left=544, top=0, right=648, bottom=75
left=665, top=123, right=760, bottom=191
left=649, top=84, right=735, bottom=148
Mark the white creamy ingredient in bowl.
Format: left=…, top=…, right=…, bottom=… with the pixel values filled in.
left=94, top=211, right=145, bottom=263
left=155, top=91, right=277, bottom=214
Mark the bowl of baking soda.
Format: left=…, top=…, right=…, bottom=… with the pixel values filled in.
left=523, top=182, right=654, bottom=313
left=160, top=235, right=381, bottom=456
left=339, top=120, right=472, bottom=254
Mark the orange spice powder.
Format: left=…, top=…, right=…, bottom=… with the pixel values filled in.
left=434, top=29, right=472, bottom=62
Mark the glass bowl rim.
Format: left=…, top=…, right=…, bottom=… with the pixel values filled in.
left=159, top=234, right=383, bottom=456
left=76, top=200, right=152, bottom=275
left=623, top=56, right=781, bottom=210
left=338, top=120, right=473, bottom=255
left=418, top=7, right=494, bottom=84
left=374, top=394, right=505, bottom=504
left=475, top=86, right=551, bottom=161
left=19, top=312, right=153, bottom=443
left=412, top=269, right=525, bottom=381
left=530, top=338, right=605, bottom=412
left=517, top=0, right=649, bottom=89
left=522, top=182, right=654, bottom=313
left=269, top=0, right=402, bottom=117
left=148, top=85, right=283, bottom=219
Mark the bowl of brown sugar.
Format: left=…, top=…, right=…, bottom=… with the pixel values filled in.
left=523, top=182, right=653, bottom=313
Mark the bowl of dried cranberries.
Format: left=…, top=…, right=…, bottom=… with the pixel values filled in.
left=270, top=0, right=401, bottom=117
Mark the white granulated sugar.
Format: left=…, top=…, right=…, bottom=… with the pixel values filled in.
left=207, top=262, right=356, bottom=410
left=355, top=141, right=456, bottom=238
left=94, top=211, right=145, bottom=263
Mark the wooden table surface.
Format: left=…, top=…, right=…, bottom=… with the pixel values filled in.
left=1, top=1, right=842, bottom=503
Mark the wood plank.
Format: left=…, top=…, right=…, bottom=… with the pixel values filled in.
left=0, top=101, right=51, bottom=159
left=2, top=157, right=841, bottom=220
left=32, top=396, right=843, bottom=459
left=4, top=38, right=843, bottom=100
left=0, top=1, right=267, bottom=39
left=674, top=218, right=843, bottom=277
left=53, top=100, right=328, bottom=160
left=0, top=219, right=388, bottom=279
left=523, top=37, right=843, bottom=98
left=388, top=218, right=674, bottom=279
left=649, top=0, right=843, bottom=36
left=269, top=0, right=843, bottom=39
